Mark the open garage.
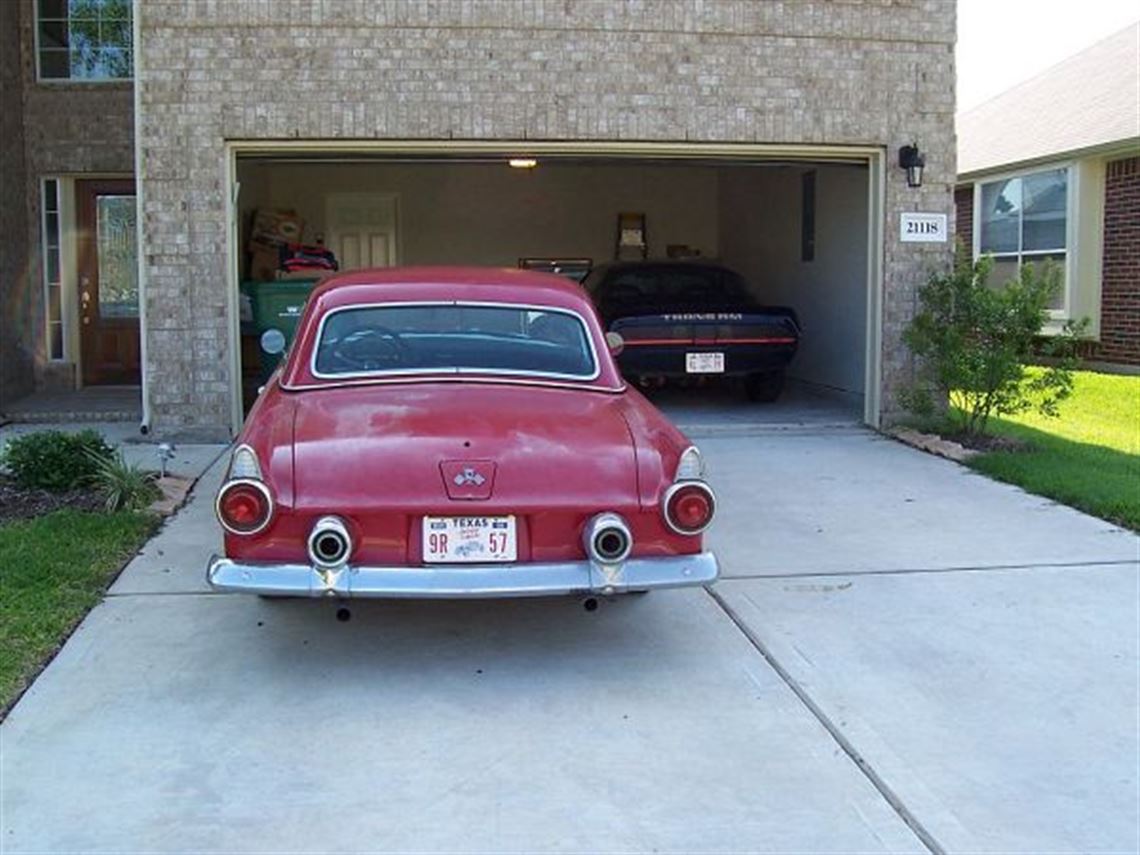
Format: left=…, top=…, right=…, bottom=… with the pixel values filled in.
left=230, top=147, right=876, bottom=427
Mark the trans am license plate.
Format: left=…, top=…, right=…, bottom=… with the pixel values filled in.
left=686, top=352, right=725, bottom=374
left=422, top=516, right=517, bottom=563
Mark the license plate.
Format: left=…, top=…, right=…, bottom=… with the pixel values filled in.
left=422, top=516, right=517, bottom=563
left=686, top=352, right=725, bottom=373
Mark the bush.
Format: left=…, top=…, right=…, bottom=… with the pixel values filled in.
left=902, top=253, right=1086, bottom=437
left=86, top=449, right=161, bottom=512
left=0, top=430, right=114, bottom=492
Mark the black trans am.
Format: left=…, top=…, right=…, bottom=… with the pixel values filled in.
left=584, top=261, right=800, bottom=401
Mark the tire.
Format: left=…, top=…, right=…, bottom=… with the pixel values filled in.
left=746, top=370, right=785, bottom=402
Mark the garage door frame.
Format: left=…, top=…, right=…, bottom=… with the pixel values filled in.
left=222, top=140, right=886, bottom=436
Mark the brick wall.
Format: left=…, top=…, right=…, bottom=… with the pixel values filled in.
left=137, top=0, right=957, bottom=438
left=0, top=0, right=33, bottom=408
left=5, top=0, right=134, bottom=394
left=1096, top=157, right=1140, bottom=365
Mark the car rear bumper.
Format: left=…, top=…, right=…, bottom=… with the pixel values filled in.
left=206, top=552, right=719, bottom=598
left=618, top=343, right=797, bottom=378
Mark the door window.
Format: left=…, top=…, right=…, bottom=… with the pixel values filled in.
left=95, top=195, right=138, bottom=318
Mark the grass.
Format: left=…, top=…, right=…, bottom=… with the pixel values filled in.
left=964, top=370, right=1140, bottom=531
left=0, top=510, right=158, bottom=715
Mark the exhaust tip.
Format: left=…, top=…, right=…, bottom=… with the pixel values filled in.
left=583, top=512, right=633, bottom=564
left=308, top=516, right=352, bottom=568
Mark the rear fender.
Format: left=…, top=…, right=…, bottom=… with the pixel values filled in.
left=618, top=387, right=690, bottom=509
left=232, top=383, right=296, bottom=509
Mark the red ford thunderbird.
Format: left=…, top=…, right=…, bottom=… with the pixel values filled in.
left=207, top=267, right=719, bottom=599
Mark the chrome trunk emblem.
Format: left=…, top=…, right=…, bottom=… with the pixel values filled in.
left=453, top=467, right=487, bottom=487
left=441, top=460, right=496, bottom=500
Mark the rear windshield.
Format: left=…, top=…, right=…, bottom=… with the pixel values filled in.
left=589, top=266, right=753, bottom=314
left=313, top=304, right=598, bottom=380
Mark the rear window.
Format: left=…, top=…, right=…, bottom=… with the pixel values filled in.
left=593, top=267, right=753, bottom=313
left=313, top=303, right=598, bottom=380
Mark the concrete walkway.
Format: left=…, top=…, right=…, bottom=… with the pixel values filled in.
left=2, top=411, right=1137, bottom=852
left=0, top=420, right=225, bottom=482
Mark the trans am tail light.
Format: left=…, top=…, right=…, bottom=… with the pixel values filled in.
left=216, top=479, right=273, bottom=535
left=663, top=481, right=716, bottom=535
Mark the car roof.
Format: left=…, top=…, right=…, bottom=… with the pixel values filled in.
left=279, top=266, right=625, bottom=392
left=308, top=266, right=593, bottom=311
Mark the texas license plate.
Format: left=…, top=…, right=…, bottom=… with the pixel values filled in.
left=686, top=352, right=725, bottom=373
left=422, top=516, right=517, bottom=563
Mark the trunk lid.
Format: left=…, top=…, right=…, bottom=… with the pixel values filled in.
left=290, top=382, right=638, bottom=513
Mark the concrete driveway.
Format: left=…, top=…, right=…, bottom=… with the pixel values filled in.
left=3, top=394, right=1138, bottom=853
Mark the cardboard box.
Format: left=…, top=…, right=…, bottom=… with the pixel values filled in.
left=250, top=209, right=304, bottom=247
left=247, top=245, right=279, bottom=281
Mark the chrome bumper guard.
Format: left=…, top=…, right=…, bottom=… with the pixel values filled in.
left=206, top=552, right=719, bottom=598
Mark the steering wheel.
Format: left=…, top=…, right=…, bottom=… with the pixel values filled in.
left=328, top=326, right=410, bottom=372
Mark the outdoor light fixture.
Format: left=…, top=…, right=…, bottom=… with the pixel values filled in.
left=508, top=158, right=538, bottom=169
left=898, top=144, right=925, bottom=188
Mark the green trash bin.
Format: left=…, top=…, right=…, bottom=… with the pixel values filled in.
left=240, top=279, right=321, bottom=383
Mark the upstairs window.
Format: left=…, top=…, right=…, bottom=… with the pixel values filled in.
left=37, top=0, right=133, bottom=81
left=976, top=167, right=1069, bottom=313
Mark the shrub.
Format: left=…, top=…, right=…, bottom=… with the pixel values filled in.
left=86, top=450, right=161, bottom=512
left=902, top=253, right=1086, bottom=437
left=0, top=430, right=114, bottom=492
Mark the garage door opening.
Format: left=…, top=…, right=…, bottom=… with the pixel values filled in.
left=230, top=149, right=874, bottom=426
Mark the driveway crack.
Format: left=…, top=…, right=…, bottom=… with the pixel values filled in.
left=722, top=557, right=1139, bottom=581
left=705, top=585, right=946, bottom=855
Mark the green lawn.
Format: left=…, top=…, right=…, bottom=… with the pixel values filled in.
left=0, top=510, right=158, bottom=715
left=966, top=370, right=1140, bottom=531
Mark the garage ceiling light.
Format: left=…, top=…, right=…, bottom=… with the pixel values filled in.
left=508, top=158, right=538, bottom=169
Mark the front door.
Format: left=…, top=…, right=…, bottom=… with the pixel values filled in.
left=77, top=180, right=140, bottom=385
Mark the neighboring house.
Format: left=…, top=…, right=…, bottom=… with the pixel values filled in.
left=956, top=22, right=1140, bottom=367
left=0, top=0, right=958, bottom=439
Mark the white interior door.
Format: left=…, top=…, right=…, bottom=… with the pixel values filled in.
left=326, top=193, right=399, bottom=270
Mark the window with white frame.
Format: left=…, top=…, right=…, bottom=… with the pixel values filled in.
left=42, top=180, right=65, bottom=361
left=976, top=167, right=1069, bottom=312
left=37, top=0, right=133, bottom=81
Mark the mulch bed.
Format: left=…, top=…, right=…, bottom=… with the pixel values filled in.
left=0, top=477, right=104, bottom=525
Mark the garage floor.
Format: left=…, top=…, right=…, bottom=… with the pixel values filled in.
left=2, top=413, right=1137, bottom=853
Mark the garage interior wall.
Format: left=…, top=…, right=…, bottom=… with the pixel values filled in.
left=718, top=164, right=868, bottom=396
left=237, top=158, right=868, bottom=399
left=238, top=162, right=721, bottom=267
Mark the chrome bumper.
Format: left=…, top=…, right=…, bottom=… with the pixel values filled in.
left=206, top=552, right=719, bottom=598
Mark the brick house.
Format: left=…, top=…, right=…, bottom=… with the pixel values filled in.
left=955, top=23, right=1140, bottom=368
left=1, top=0, right=958, bottom=440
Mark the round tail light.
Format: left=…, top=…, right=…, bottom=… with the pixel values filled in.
left=216, top=480, right=273, bottom=535
left=663, top=482, right=716, bottom=535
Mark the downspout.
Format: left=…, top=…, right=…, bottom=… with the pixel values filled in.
left=132, top=0, right=151, bottom=434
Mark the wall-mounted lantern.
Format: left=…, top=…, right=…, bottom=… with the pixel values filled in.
left=898, top=144, right=925, bottom=188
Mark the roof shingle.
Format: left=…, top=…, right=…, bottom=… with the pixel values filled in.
left=958, top=22, right=1140, bottom=177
